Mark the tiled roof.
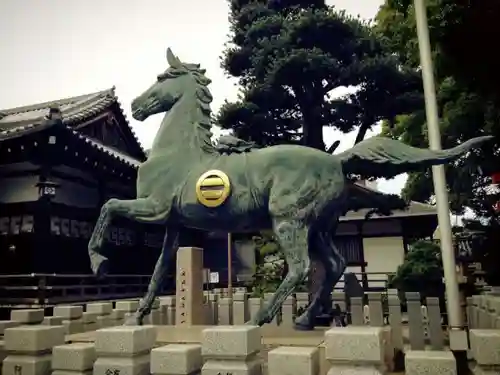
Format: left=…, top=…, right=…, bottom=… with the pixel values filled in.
left=0, top=88, right=115, bottom=136
left=0, top=88, right=146, bottom=166
left=69, top=129, right=141, bottom=168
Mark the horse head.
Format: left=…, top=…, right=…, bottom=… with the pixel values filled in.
left=131, top=48, right=212, bottom=121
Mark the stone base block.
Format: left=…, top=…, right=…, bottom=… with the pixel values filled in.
left=324, top=327, right=386, bottom=366
left=96, top=316, right=113, bottom=329
left=405, top=350, right=456, bottom=375
left=42, top=317, right=63, bottom=326
left=53, top=306, right=83, bottom=320
left=2, top=354, right=52, bottom=375
left=52, top=343, right=96, bottom=372
left=52, top=371, right=92, bottom=375
left=202, top=326, right=261, bottom=358
left=201, top=358, right=261, bottom=375
left=471, top=364, right=500, bottom=375
left=86, top=303, right=112, bottom=316
left=10, top=310, right=44, bottom=325
left=326, top=365, right=383, bottom=375
left=63, top=320, right=84, bottom=335
left=81, top=313, right=97, bottom=325
left=5, top=326, right=65, bottom=354
left=93, top=356, right=149, bottom=375
left=470, top=329, right=500, bottom=366
left=151, top=344, right=202, bottom=375
left=115, top=301, right=139, bottom=313
left=268, top=346, right=319, bottom=375
left=0, top=341, right=5, bottom=363
left=0, top=321, right=20, bottom=336
left=143, top=311, right=160, bottom=325
left=83, top=323, right=98, bottom=333
left=94, top=326, right=156, bottom=356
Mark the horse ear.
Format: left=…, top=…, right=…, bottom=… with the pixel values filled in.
left=166, top=48, right=181, bottom=67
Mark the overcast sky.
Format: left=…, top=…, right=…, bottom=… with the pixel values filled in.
left=0, top=0, right=407, bottom=194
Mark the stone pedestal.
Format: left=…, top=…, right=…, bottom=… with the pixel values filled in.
left=109, top=310, right=125, bottom=326
left=42, top=317, right=63, bottom=326
left=405, top=350, right=456, bottom=375
left=217, top=298, right=231, bottom=325
left=81, top=313, right=98, bottom=332
left=324, top=327, right=391, bottom=375
left=159, top=297, right=175, bottom=325
left=201, top=326, right=262, bottom=375
left=232, top=293, right=248, bottom=325
left=86, top=303, right=113, bottom=329
left=93, top=326, right=156, bottom=375
left=470, top=329, right=500, bottom=374
left=143, top=299, right=161, bottom=325
left=2, top=326, right=65, bottom=375
left=248, top=298, right=261, bottom=324
left=151, top=344, right=202, bottom=375
left=115, top=301, right=139, bottom=314
left=268, top=347, right=319, bottom=375
left=10, top=309, right=44, bottom=325
left=54, top=306, right=84, bottom=334
left=281, top=296, right=295, bottom=327
left=0, top=322, right=20, bottom=337
left=52, top=343, right=96, bottom=375
left=176, top=247, right=204, bottom=326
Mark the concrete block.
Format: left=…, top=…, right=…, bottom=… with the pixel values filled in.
left=470, top=329, right=500, bottom=365
left=93, top=355, right=150, bottom=375
left=0, top=321, right=20, bottom=336
left=201, top=358, right=261, bottom=375
left=4, top=326, right=65, bottom=354
left=53, top=306, right=83, bottom=320
left=96, top=316, right=113, bottom=329
left=405, top=350, right=456, bottom=375
left=84, top=322, right=98, bottom=332
left=268, top=346, right=319, bottom=375
left=115, top=301, right=139, bottom=313
left=110, top=310, right=125, bottom=321
left=10, top=309, right=44, bottom=325
left=324, top=327, right=385, bottom=364
left=326, top=365, right=383, bottom=375
left=42, top=317, right=63, bottom=326
left=151, top=344, right=202, bottom=375
left=202, top=326, right=261, bottom=358
left=52, top=371, right=92, bottom=375
left=2, top=354, right=52, bottom=375
left=86, top=303, right=112, bottom=316
left=0, top=340, right=5, bottom=363
left=63, top=319, right=84, bottom=334
left=52, top=343, right=96, bottom=371
left=81, top=312, right=98, bottom=324
left=94, top=326, right=156, bottom=356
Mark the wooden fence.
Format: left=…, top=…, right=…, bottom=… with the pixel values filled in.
left=0, top=273, right=175, bottom=307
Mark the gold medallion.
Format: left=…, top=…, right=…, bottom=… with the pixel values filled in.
left=195, top=170, right=231, bottom=208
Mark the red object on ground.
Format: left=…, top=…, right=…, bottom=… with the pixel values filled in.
left=494, top=201, right=500, bottom=212
left=491, top=172, right=500, bottom=184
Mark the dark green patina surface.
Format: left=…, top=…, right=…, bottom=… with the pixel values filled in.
left=88, top=48, right=492, bottom=330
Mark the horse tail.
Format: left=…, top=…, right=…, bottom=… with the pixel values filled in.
left=338, top=135, right=493, bottom=178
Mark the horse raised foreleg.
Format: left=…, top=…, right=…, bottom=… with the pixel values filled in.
left=250, top=220, right=310, bottom=326
left=88, top=197, right=162, bottom=276
left=124, top=226, right=179, bottom=326
left=294, top=230, right=345, bottom=330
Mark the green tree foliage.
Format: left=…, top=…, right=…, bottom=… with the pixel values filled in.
left=389, top=240, right=444, bottom=297
left=375, top=0, right=500, bottom=220
left=216, top=0, right=422, bottom=150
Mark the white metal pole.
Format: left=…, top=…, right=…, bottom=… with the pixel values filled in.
left=413, top=0, right=464, bottom=335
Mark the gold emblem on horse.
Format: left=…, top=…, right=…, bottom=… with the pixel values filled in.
left=195, top=170, right=231, bottom=207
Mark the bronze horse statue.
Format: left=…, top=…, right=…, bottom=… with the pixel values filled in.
left=88, top=48, right=491, bottom=330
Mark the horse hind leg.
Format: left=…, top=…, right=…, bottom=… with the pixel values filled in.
left=249, top=219, right=310, bottom=326
left=294, top=229, right=346, bottom=330
left=88, top=197, right=162, bottom=276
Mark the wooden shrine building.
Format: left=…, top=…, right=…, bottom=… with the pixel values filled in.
left=0, top=88, right=205, bottom=276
